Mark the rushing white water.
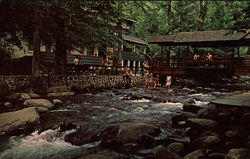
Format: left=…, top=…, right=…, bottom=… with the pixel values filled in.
left=129, top=98, right=151, bottom=103
left=0, top=129, right=87, bottom=159
left=0, top=89, right=229, bottom=159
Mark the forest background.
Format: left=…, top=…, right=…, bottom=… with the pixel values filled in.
left=0, top=1, right=250, bottom=74
left=122, top=1, right=250, bottom=58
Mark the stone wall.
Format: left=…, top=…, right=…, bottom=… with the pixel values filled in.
left=0, top=75, right=145, bottom=91
left=67, top=75, right=144, bottom=89
left=0, top=75, right=31, bottom=91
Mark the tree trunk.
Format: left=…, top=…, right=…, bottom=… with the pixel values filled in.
left=166, top=0, right=172, bottom=34
left=117, top=1, right=123, bottom=67
left=32, top=27, right=40, bottom=76
left=197, top=0, right=207, bottom=31
left=55, top=19, right=67, bottom=74
left=55, top=35, right=67, bottom=74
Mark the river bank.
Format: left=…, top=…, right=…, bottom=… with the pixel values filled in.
left=0, top=76, right=250, bottom=159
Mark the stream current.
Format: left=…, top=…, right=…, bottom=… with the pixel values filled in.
left=0, top=87, right=230, bottom=159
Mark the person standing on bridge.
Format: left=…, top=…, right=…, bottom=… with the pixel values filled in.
left=206, top=52, right=213, bottom=67
left=206, top=52, right=213, bottom=61
left=193, top=53, right=200, bottom=67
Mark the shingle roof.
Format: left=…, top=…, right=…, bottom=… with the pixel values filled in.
left=148, top=35, right=176, bottom=44
left=122, top=35, right=147, bottom=45
left=174, top=30, right=248, bottom=43
left=148, top=30, right=250, bottom=46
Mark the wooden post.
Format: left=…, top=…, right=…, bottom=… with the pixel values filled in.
left=160, top=45, right=163, bottom=58
left=232, top=46, right=235, bottom=57
left=32, top=26, right=40, bottom=76
left=117, top=2, right=123, bottom=67
left=187, top=46, right=189, bottom=56
left=238, top=46, right=240, bottom=57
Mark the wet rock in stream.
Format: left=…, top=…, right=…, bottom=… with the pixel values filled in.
left=100, top=122, right=161, bottom=146
left=65, top=125, right=100, bottom=146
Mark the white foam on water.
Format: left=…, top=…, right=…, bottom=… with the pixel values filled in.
left=149, top=102, right=183, bottom=114
left=129, top=98, right=151, bottom=103
left=0, top=129, right=82, bottom=159
left=194, top=100, right=209, bottom=106
left=91, top=106, right=103, bottom=109
left=50, top=109, right=76, bottom=112
left=188, top=93, right=212, bottom=97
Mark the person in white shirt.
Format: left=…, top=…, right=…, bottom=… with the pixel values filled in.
left=166, top=75, right=172, bottom=90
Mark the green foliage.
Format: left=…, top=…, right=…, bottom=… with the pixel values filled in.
left=1, top=1, right=249, bottom=58
left=122, top=1, right=249, bottom=57
left=0, top=1, right=120, bottom=53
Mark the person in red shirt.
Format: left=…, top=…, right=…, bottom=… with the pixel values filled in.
left=122, top=65, right=133, bottom=87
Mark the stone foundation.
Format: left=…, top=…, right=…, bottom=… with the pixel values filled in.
left=0, top=75, right=31, bottom=91
left=0, top=75, right=145, bottom=91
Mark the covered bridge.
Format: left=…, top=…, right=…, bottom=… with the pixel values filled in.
left=148, top=30, right=250, bottom=77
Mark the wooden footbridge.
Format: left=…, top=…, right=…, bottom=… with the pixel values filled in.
left=148, top=30, right=250, bottom=77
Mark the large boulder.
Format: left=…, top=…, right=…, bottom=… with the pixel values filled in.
left=197, top=104, right=217, bottom=119
left=167, top=142, right=184, bottom=155
left=0, top=107, right=39, bottom=135
left=20, top=93, right=31, bottom=100
left=225, top=148, right=250, bottom=159
left=152, top=145, right=181, bottom=159
left=199, top=135, right=221, bottom=148
left=171, top=112, right=197, bottom=127
left=183, top=103, right=202, bottom=114
left=65, top=126, right=100, bottom=146
left=184, top=149, right=206, bottom=159
left=23, top=99, right=54, bottom=112
left=52, top=99, right=63, bottom=106
left=0, top=80, right=9, bottom=97
left=28, top=93, right=40, bottom=99
left=186, top=118, right=218, bottom=130
left=100, top=122, right=161, bottom=145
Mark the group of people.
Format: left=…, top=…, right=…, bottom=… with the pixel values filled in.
left=122, top=62, right=172, bottom=91
left=193, top=52, right=213, bottom=67
left=144, top=71, right=158, bottom=88
left=193, top=52, right=213, bottom=62
left=144, top=71, right=172, bottom=90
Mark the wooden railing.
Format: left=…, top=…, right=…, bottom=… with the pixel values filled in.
left=149, top=57, right=184, bottom=68
left=183, top=56, right=232, bottom=69
left=234, top=57, right=250, bottom=76
left=150, top=56, right=233, bottom=69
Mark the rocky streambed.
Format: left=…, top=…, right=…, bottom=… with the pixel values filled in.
left=0, top=79, right=250, bottom=159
